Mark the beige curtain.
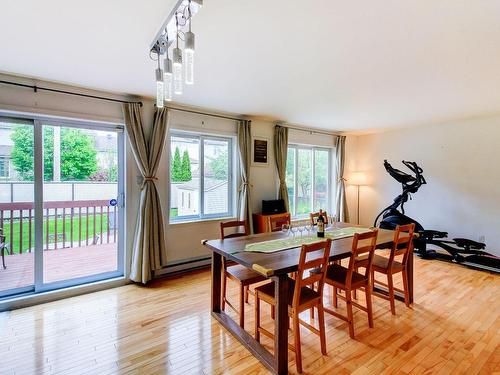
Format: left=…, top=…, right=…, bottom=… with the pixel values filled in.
left=237, top=120, right=253, bottom=232
left=122, top=103, right=169, bottom=284
left=274, top=125, right=289, bottom=212
left=335, top=135, right=350, bottom=222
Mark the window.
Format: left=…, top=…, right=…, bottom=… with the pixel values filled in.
left=286, top=145, right=332, bottom=218
left=170, top=132, right=233, bottom=222
left=0, top=157, right=9, bottom=178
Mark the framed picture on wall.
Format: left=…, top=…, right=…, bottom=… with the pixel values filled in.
left=252, top=137, right=269, bottom=166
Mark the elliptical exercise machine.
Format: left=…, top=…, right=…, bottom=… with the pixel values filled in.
left=374, top=160, right=500, bottom=273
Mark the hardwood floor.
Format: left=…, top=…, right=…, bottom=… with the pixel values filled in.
left=0, top=257, right=498, bottom=374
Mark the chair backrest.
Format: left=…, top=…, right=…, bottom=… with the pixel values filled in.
left=346, top=230, right=379, bottom=288
left=389, top=223, right=415, bottom=268
left=220, top=220, right=249, bottom=240
left=268, top=213, right=291, bottom=232
left=310, top=211, right=328, bottom=226
left=292, top=239, right=332, bottom=307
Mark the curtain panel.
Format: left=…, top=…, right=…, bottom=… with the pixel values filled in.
left=274, top=125, right=290, bottom=212
left=122, top=103, right=169, bottom=284
left=237, top=120, right=253, bottom=233
left=335, top=135, right=350, bottom=222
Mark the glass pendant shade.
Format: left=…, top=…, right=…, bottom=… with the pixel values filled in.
left=173, top=47, right=183, bottom=94
left=164, top=57, right=173, bottom=101
left=185, top=31, right=195, bottom=85
left=155, top=68, right=164, bottom=108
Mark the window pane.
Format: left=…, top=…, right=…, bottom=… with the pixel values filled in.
left=0, top=121, right=34, bottom=295
left=203, top=138, right=229, bottom=215
left=170, top=135, right=200, bottom=218
left=286, top=147, right=295, bottom=215
left=296, top=148, right=312, bottom=216
left=314, top=149, right=329, bottom=212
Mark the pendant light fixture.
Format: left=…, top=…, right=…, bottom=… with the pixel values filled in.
left=155, top=53, right=164, bottom=108
left=164, top=50, right=173, bottom=101
left=173, top=27, right=183, bottom=94
left=150, top=0, right=204, bottom=105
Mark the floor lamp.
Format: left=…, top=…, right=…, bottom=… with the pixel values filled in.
left=349, top=172, right=367, bottom=225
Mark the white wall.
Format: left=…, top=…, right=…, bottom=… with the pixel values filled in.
left=346, top=115, right=500, bottom=256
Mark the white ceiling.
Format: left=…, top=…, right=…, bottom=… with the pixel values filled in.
left=1, top=0, right=500, bottom=131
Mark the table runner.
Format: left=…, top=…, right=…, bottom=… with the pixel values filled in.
left=244, top=227, right=372, bottom=253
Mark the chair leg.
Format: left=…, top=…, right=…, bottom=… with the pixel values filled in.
left=239, top=284, right=245, bottom=328
left=402, top=269, right=410, bottom=307
left=244, top=285, right=250, bottom=303
left=293, top=312, right=303, bottom=373
left=365, top=285, right=374, bottom=328
left=346, top=290, right=355, bottom=339
left=310, top=282, right=316, bottom=320
left=254, top=293, right=260, bottom=342
left=354, top=268, right=358, bottom=299
left=333, top=286, right=338, bottom=308
left=221, top=272, right=227, bottom=311
left=387, top=273, right=396, bottom=315
left=317, top=303, right=327, bottom=355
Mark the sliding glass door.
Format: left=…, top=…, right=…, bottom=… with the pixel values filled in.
left=0, top=115, right=124, bottom=298
left=0, top=119, right=35, bottom=297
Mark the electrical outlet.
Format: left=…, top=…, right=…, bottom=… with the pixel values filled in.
left=479, top=235, right=485, bottom=243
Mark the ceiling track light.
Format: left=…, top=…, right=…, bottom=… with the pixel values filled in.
left=150, top=0, right=203, bottom=105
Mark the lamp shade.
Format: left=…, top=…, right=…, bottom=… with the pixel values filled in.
left=349, top=171, right=367, bottom=186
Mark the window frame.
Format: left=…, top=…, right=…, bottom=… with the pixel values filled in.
left=287, top=144, right=333, bottom=219
left=0, top=157, right=10, bottom=178
left=169, top=130, right=235, bottom=223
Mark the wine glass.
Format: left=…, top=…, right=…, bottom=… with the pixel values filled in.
left=281, top=223, right=290, bottom=236
left=297, top=222, right=304, bottom=237
left=331, top=215, right=338, bottom=229
left=305, top=222, right=312, bottom=237
left=290, top=224, right=298, bottom=239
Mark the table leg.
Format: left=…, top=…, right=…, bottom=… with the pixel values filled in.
left=274, top=274, right=289, bottom=375
left=211, top=252, right=222, bottom=313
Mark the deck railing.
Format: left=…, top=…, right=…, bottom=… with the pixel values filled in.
left=0, top=200, right=117, bottom=255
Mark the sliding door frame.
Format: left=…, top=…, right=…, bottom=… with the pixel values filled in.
left=0, top=111, right=125, bottom=298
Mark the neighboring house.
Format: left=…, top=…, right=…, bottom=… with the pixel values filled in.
left=174, top=177, right=228, bottom=217
left=0, top=124, right=17, bottom=180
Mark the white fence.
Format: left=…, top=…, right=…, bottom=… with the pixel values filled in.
left=0, top=182, right=117, bottom=203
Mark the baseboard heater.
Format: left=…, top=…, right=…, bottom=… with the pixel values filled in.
left=154, top=256, right=211, bottom=277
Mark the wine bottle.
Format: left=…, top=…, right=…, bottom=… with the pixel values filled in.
left=317, top=210, right=325, bottom=238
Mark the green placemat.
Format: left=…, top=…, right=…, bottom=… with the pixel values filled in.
left=244, top=227, right=372, bottom=253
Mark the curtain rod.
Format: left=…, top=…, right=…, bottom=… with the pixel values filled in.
left=279, top=124, right=339, bottom=137
left=0, top=80, right=143, bottom=107
left=165, top=106, right=243, bottom=121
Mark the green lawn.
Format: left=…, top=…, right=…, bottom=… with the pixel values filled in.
left=2, top=214, right=112, bottom=254
left=170, top=208, right=178, bottom=218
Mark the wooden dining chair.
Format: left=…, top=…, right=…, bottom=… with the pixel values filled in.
left=310, top=210, right=328, bottom=226
left=313, top=230, right=378, bottom=339
left=220, top=220, right=267, bottom=329
left=357, top=224, right=415, bottom=314
left=254, top=239, right=332, bottom=373
left=268, top=213, right=291, bottom=232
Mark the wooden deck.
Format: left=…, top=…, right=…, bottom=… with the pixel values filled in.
left=0, top=257, right=498, bottom=374
left=0, top=244, right=117, bottom=292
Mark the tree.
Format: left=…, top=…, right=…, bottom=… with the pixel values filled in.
left=60, top=128, right=97, bottom=180
left=208, top=149, right=228, bottom=180
left=171, top=147, right=183, bottom=182
left=10, top=125, right=35, bottom=181
left=10, top=126, right=97, bottom=181
left=180, top=150, right=192, bottom=181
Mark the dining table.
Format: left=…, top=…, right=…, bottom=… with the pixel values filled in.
left=203, top=223, right=414, bottom=375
